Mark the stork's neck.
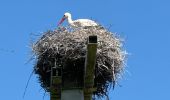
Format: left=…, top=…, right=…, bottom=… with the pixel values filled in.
left=67, top=16, right=73, bottom=25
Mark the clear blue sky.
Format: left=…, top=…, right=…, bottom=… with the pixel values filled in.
left=0, top=0, right=170, bottom=100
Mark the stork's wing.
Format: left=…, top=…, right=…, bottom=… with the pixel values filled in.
left=73, top=19, right=98, bottom=27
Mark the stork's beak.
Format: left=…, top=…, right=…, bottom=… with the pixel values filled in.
left=57, top=16, right=66, bottom=26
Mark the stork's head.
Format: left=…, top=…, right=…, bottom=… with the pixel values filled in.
left=57, top=12, right=71, bottom=26
left=63, top=12, right=71, bottom=18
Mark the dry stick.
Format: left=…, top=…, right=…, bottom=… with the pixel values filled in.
left=43, top=91, right=47, bottom=100
left=22, top=70, right=34, bottom=98
left=0, top=48, right=14, bottom=53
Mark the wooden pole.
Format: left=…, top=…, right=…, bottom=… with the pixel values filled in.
left=50, top=67, right=62, bottom=100
left=84, top=36, right=97, bottom=100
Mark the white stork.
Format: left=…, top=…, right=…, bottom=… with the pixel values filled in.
left=57, top=12, right=98, bottom=27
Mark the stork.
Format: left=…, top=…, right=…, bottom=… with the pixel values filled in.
left=57, top=12, right=98, bottom=27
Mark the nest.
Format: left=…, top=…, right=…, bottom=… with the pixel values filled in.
left=32, top=26, right=126, bottom=98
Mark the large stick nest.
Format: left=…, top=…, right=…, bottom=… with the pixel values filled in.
left=32, top=26, right=126, bottom=98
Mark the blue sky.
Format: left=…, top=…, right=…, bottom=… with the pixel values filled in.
left=0, top=0, right=170, bottom=100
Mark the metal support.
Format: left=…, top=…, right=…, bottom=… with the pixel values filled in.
left=84, top=36, right=98, bottom=100
left=61, top=89, right=84, bottom=100
left=50, top=67, right=62, bottom=100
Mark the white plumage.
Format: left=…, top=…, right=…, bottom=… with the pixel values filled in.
left=58, top=12, right=98, bottom=27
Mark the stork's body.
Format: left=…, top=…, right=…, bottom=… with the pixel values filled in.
left=58, top=12, right=98, bottom=27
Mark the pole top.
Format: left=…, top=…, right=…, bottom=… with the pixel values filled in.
left=88, top=35, right=97, bottom=43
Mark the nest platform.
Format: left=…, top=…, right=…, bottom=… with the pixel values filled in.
left=32, top=26, right=126, bottom=98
